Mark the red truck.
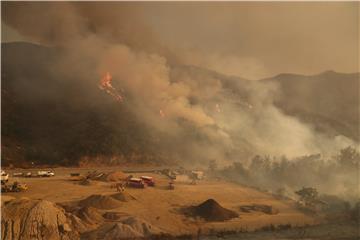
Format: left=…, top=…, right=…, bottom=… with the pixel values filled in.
left=127, top=177, right=145, bottom=188
left=141, top=176, right=155, bottom=187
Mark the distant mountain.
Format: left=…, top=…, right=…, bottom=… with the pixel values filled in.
left=172, top=65, right=359, bottom=142
left=2, top=42, right=359, bottom=166
left=262, top=71, right=359, bottom=141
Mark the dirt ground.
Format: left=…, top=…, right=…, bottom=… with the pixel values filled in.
left=1, top=167, right=317, bottom=236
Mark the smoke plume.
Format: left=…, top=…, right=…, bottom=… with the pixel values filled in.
left=2, top=2, right=358, bottom=166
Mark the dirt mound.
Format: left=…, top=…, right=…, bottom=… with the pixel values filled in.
left=190, top=199, right=239, bottom=221
left=78, top=194, right=122, bottom=209
left=103, top=212, right=126, bottom=221
left=73, top=206, right=104, bottom=225
left=67, top=214, right=88, bottom=233
left=101, top=171, right=128, bottom=182
left=1, top=195, right=15, bottom=206
left=1, top=198, right=79, bottom=240
left=86, top=223, right=143, bottom=240
left=83, top=216, right=161, bottom=240
left=110, top=192, right=136, bottom=202
left=86, top=170, right=127, bottom=182
left=121, top=216, right=161, bottom=236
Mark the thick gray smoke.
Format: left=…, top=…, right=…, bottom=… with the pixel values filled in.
left=2, top=2, right=357, bottom=165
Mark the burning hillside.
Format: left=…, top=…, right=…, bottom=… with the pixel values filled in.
left=99, top=72, right=124, bottom=102
left=2, top=42, right=359, bottom=167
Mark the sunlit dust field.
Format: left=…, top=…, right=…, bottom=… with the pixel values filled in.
left=2, top=167, right=315, bottom=236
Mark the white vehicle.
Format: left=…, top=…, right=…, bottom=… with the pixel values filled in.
left=1, top=170, right=9, bottom=183
left=37, top=170, right=55, bottom=177
left=13, top=172, right=24, bottom=177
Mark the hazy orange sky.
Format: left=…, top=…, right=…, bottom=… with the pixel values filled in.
left=2, top=2, right=359, bottom=79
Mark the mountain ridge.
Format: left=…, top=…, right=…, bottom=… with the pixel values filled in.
left=2, top=42, right=359, bottom=166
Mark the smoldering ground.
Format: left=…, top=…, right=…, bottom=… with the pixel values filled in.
left=2, top=2, right=358, bottom=166
left=218, top=146, right=360, bottom=203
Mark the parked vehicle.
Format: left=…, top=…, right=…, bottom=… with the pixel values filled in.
left=1, top=170, right=9, bottom=184
left=127, top=177, right=145, bottom=188
left=13, top=172, right=24, bottom=177
left=37, top=170, right=55, bottom=177
left=141, top=176, right=155, bottom=186
left=2, top=182, right=28, bottom=192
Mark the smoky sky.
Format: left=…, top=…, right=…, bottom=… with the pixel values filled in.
left=2, top=2, right=359, bottom=79
left=1, top=1, right=358, bottom=162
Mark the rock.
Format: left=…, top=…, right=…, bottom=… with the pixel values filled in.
left=1, top=198, right=79, bottom=240
left=83, top=216, right=162, bottom=239
left=73, top=206, right=104, bottom=225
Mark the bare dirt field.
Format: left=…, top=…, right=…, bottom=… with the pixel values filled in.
left=1, top=167, right=317, bottom=237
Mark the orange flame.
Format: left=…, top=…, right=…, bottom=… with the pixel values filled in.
left=99, top=72, right=123, bottom=102
left=159, top=109, right=165, bottom=118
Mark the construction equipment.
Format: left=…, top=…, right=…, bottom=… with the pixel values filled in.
left=86, top=171, right=104, bottom=180
left=1, top=182, right=28, bottom=192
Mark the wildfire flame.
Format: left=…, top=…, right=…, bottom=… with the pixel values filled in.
left=99, top=72, right=123, bottom=102
left=159, top=109, right=165, bottom=118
